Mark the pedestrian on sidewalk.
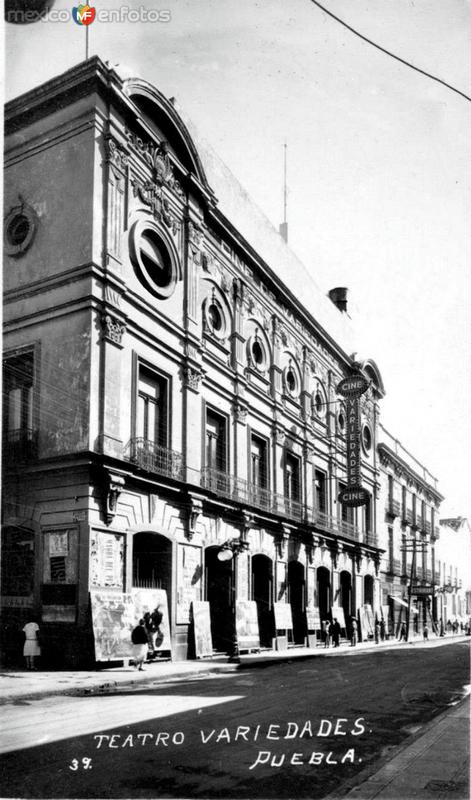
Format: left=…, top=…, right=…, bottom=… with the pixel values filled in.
left=131, top=619, right=148, bottom=671
left=439, top=618, right=445, bottom=637
left=374, top=619, right=380, bottom=644
left=399, top=622, right=407, bottom=641
left=350, top=618, right=358, bottom=647
left=423, top=624, right=429, bottom=641
left=331, top=618, right=341, bottom=647
left=380, top=618, right=386, bottom=640
left=22, top=618, right=41, bottom=670
left=322, top=620, right=331, bottom=648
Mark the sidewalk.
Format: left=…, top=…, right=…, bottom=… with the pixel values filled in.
left=1, top=634, right=468, bottom=704
left=328, top=694, right=470, bottom=799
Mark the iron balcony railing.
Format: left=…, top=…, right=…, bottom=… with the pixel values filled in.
left=124, top=438, right=184, bottom=481
left=200, top=466, right=304, bottom=521
left=426, top=569, right=432, bottom=583
left=402, top=508, right=413, bottom=526
left=389, top=558, right=401, bottom=575
left=424, top=520, right=432, bottom=536
left=387, top=498, right=401, bottom=518
left=433, top=526, right=440, bottom=540
left=124, top=445, right=372, bottom=547
left=3, top=428, right=39, bottom=465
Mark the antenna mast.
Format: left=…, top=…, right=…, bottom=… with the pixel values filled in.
left=279, top=142, right=288, bottom=243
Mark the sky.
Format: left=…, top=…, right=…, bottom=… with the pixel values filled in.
left=4, top=0, right=471, bottom=518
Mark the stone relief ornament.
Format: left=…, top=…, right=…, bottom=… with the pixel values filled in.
left=184, top=365, right=203, bottom=391
left=102, top=314, right=126, bottom=346
left=131, top=178, right=180, bottom=235
left=188, top=220, right=205, bottom=266
left=125, top=130, right=183, bottom=196
left=105, top=137, right=129, bottom=171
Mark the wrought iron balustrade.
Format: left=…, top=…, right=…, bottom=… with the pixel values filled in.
left=3, top=429, right=38, bottom=465
left=200, top=467, right=304, bottom=521
left=402, top=509, right=413, bottom=525
left=124, top=438, right=184, bottom=480
left=387, top=498, right=401, bottom=517
left=424, top=520, right=432, bottom=535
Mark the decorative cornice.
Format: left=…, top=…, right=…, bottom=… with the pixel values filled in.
left=378, top=443, right=444, bottom=504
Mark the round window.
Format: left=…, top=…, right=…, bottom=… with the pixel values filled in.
left=286, top=369, right=296, bottom=393
left=130, top=221, right=177, bottom=298
left=207, top=303, right=223, bottom=332
left=363, top=425, right=372, bottom=452
left=314, top=391, right=325, bottom=417
left=4, top=205, right=38, bottom=256
left=252, top=340, right=264, bottom=366
left=338, top=411, right=345, bottom=432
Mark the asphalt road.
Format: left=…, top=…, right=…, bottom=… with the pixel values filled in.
left=1, top=641, right=469, bottom=799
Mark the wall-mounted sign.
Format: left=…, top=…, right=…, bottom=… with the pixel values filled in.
left=411, top=585, right=433, bottom=596
left=336, top=374, right=369, bottom=398
left=346, top=397, right=362, bottom=487
left=338, top=485, right=370, bottom=507
left=49, top=531, right=69, bottom=556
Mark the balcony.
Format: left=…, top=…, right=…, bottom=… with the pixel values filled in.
left=388, top=557, right=401, bottom=575
left=413, top=515, right=422, bottom=531
left=200, top=467, right=304, bottom=521
left=124, top=438, right=184, bottom=481
left=402, top=509, right=413, bottom=526
left=424, top=520, right=432, bottom=536
left=3, top=429, right=38, bottom=465
left=432, top=526, right=440, bottom=541
left=426, top=569, right=433, bottom=583
left=387, top=498, right=401, bottom=518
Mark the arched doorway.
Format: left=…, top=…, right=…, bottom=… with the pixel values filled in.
left=205, top=546, right=234, bottom=653
left=340, top=570, right=352, bottom=634
left=317, top=566, right=331, bottom=623
left=364, top=574, right=374, bottom=607
left=133, top=532, right=172, bottom=601
left=252, top=554, right=274, bottom=648
left=288, top=560, right=306, bottom=645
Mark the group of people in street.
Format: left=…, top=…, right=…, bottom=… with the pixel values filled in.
left=131, top=606, right=164, bottom=670
left=322, top=618, right=341, bottom=648
left=322, top=615, right=387, bottom=648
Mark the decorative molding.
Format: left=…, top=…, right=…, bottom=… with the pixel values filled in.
left=101, top=313, right=126, bottom=346
left=132, top=177, right=180, bottom=235
left=103, top=471, right=125, bottom=525
left=188, top=220, right=205, bottom=266
left=105, top=136, right=129, bottom=171
left=125, top=130, right=183, bottom=196
left=233, top=400, right=248, bottom=423
left=185, top=496, right=203, bottom=541
left=183, top=365, right=203, bottom=392
left=275, top=525, right=290, bottom=559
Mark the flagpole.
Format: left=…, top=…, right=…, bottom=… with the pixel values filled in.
left=86, top=25, right=89, bottom=60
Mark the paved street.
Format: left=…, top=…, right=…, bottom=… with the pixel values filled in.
left=0, top=641, right=469, bottom=799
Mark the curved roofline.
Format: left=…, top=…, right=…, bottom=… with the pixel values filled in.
left=123, top=77, right=211, bottom=191
left=359, top=358, right=386, bottom=397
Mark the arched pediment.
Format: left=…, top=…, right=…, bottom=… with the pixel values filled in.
left=123, top=78, right=210, bottom=190
left=359, top=359, right=385, bottom=397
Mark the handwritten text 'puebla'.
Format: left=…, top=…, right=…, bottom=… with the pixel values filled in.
left=94, top=717, right=368, bottom=768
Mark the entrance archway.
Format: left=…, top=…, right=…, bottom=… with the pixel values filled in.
left=317, top=566, right=331, bottom=623
left=133, top=532, right=172, bottom=594
left=252, top=554, right=274, bottom=648
left=205, top=546, right=234, bottom=653
left=364, top=574, right=374, bottom=607
left=340, top=570, right=352, bottom=633
left=288, top=560, right=306, bottom=645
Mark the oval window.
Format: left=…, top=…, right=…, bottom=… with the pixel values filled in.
left=130, top=222, right=177, bottom=298
left=363, top=425, right=372, bottom=452
left=208, top=303, right=223, bottom=332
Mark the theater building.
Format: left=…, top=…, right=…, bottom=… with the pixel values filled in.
left=2, top=57, right=385, bottom=667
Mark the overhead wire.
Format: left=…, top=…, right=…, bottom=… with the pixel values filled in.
left=308, top=0, right=471, bottom=103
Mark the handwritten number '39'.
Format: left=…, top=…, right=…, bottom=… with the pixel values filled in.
left=69, top=758, right=92, bottom=771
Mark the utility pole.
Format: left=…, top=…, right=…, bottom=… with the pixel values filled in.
left=406, top=537, right=417, bottom=642
left=279, top=142, right=288, bottom=243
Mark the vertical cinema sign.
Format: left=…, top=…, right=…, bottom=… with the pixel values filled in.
left=336, top=374, right=370, bottom=507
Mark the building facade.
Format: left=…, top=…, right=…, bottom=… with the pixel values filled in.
left=2, top=58, right=385, bottom=667
left=377, top=427, right=471, bottom=637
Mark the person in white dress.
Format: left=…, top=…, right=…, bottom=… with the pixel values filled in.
left=23, top=619, right=41, bottom=670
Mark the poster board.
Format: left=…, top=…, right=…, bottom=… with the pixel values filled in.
left=273, top=602, right=293, bottom=630
left=191, top=601, right=213, bottom=658
left=331, top=605, right=346, bottom=629
left=359, top=604, right=374, bottom=639
left=90, top=589, right=171, bottom=661
left=306, top=606, right=321, bottom=631
left=235, top=600, right=260, bottom=651
left=381, top=604, right=392, bottom=636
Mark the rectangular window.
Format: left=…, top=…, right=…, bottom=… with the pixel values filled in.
left=388, top=526, right=394, bottom=571
left=2, top=352, right=36, bottom=461
left=314, top=470, right=327, bottom=513
left=251, top=435, right=268, bottom=489
left=402, top=486, right=407, bottom=517
left=284, top=453, right=300, bottom=502
left=338, top=482, right=354, bottom=524
left=206, top=409, right=227, bottom=472
left=136, top=366, right=168, bottom=446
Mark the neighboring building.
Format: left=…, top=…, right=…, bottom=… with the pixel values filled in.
left=2, top=57, right=386, bottom=667
left=435, top=518, right=471, bottom=630
left=376, top=426, right=470, bottom=638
